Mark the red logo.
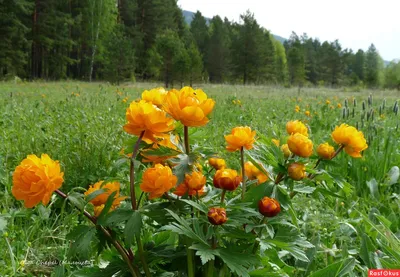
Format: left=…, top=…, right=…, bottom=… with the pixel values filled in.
left=369, top=270, right=400, bottom=277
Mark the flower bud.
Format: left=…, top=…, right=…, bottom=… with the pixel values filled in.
left=288, top=163, right=306, bottom=181
left=281, top=144, right=291, bottom=158
left=208, top=207, right=227, bottom=225
left=208, top=157, right=226, bottom=170
left=213, top=169, right=241, bottom=191
left=317, top=142, right=335, bottom=160
left=258, top=197, right=281, bottom=217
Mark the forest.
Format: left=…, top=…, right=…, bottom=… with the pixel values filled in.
left=1, top=0, right=400, bottom=89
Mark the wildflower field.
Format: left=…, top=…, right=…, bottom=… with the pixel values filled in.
left=1, top=81, right=400, bottom=276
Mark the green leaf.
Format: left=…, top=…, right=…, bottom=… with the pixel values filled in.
left=67, top=226, right=97, bottom=259
left=190, top=243, right=216, bottom=264
left=85, top=189, right=106, bottom=202
left=308, top=258, right=355, bottom=277
left=360, top=233, right=375, bottom=268
left=366, top=178, right=379, bottom=199
left=67, top=192, right=85, bottom=211
left=179, top=199, right=208, bottom=213
left=124, top=211, right=142, bottom=246
left=0, top=216, right=8, bottom=233
left=293, top=184, right=316, bottom=194
left=218, top=248, right=259, bottom=277
left=53, top=265, right=65, bottom=277
left=170, top=153, right=199, bottom=185
left=102, top=208, right=134, bottom=227
left=142, top=144, right=181, bottom=157
left=387, top=166, right=399, bottom=185
left=96, top=191, right=118, bottom=225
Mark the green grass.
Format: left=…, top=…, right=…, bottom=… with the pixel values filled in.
left=1, top=81, right=400, bottom=276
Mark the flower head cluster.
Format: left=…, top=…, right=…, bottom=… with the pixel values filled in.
left=12, top=154, right=64, bottom=208
left=213, top=168, right=241, bottom=191
left=163, top=87, right=215, bottom=127
left=317, top=142, right=335, bottom=160
left=208, top=207, right=228, bottom=225
left=331, top=124, right=368, bottom=158
left=124, top=100, right=175, bottom=143
left=244, top=161, right=268, bottom=184
left=287, top=133, right=313, bottom=158
left=208, top=157, right=226, bottom=170
left=258, top=197, right=281, bottom=217
left=286, top=120, right=308, bottom=136
left=141, top=87, right=167, bottom=107
left=225, top=126, right=256, bottom=152
left=140, top=164, right=177, bottom=199
left=84, top=181, right=127, bottom=217
left=174, top=171, right=206, bottom=197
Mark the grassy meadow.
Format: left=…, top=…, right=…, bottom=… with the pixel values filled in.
left=1, top=81, right=400, bottom=276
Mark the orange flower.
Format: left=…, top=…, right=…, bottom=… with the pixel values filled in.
left=225, top=126, right=256, bottom=152
left=84, top=181, right=127, bottom=208
left=244, top=161, right=268, bottom=184
left=317, top=142, right=335, bottom=160
left=281, top=144, right=291, bottom=158
left=12, top=154, right=64, bottom=208
left=123, top=100, right=175, bottom=143
left=142, top=87, right=167, bottom=107
left=173, top=182, right=205, bottom=197
left=258, top=197, right=281, bottom=217
left=337, top=103, right=342, bottom=108
left=326, top=100, right=331, bottom=105
left=208, top=207, right=227, bottom=225
left=208, top=157, right=226, bottom=170
left=185, top=171, right=206, bottom=191
left=286, top=120, right=308, bottom=136
left=272, top=139, right=280, bottom=147
left=288, top=163, right=306, bottom=180
left=141, top=135, right=180, bottom=164
left=140, top=164, right=177, bottom=199
left=163, top=87, right=215, bottom=127
left=331, top=124, right=368, bottom=158
left=213, top=169, right=241, bottom=191
left=287, top=133, right=313, bottom=158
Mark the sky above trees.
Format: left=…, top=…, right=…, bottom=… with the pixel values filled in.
left=178, top=0, right=400, bottom=61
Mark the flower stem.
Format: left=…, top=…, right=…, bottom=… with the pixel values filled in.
left=136, top=236, right=151, bottom=277
left=184, top=126, right=190, bottom=154
left=240, top=147, right=246, bottom=200
left=187, top=238, right=195, bottom=277
left=331, top=144, right=345, bottom=160
left=220, top=189, right=227, bottom=205
left=54, top=189, right=139, bottom=277
left=130, top=131, right=145, bottom=210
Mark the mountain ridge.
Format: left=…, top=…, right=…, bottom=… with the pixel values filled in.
left=182, top=10, right=286, bottom=44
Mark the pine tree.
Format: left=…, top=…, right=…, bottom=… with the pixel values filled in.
left=187, top=43, right=204, bottom=86
left=286, top=32, right=306, bottom=87
left=365, top=44, right=384, bottom=88
left=190, top=11, right=209, bottom=71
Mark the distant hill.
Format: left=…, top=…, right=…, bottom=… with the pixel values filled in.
left=182, top=10, right=286, bottom=44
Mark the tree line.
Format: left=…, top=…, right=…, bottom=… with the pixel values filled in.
left=1, top=0, right=399, bottom=89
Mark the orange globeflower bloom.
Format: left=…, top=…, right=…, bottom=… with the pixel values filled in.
left=208, top=157, right=226, bottom=170
left=174, top=182, right=205, bottom=197
left=286, top=120, right=308, bottom=136
left=258, top=197, right=281, bottom=217
left=208, top=207, right=227, bottom=225
left=225, top=126, right=256, bottom=152
left=317, top=142, right=335, bottom=160
left=163, top=87, right=215, bottom=127
left=337, top=103, right=342, bottom=108
left=331, top=124, right=368, bottom=158
left=124, top=100, right=175, bottom=143
left=287, top=133, right=313, bottom=158
left=305, top=110, right=311, bottom=117
left=213, top=169, right=241, bottom=191
left=288, top=163, right=306, bottom=180
left=244, top=161, right=268, bottom=184
left=12, top=154, right=64, bottom=208
left=185, top=171, right=206, bottom=191
left=140, top=164, right=177, bottom=199
left=281, top=144, right=291, bottom=158
left=142, top=87, right=167, bottom=107
left=84, top=181, right=127, bottom=207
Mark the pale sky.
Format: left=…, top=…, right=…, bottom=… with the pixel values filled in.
left=178, top=0, right=400, bottom=61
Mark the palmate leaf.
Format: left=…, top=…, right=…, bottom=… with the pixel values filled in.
left=143, top=144, right=181, bottom=157
left=102, top=208, right=134, bottom=227
left=67, top=192, right=85, bottom=211
left=66, top=225, right=98, bottom=259
left=124, top=210, right=142, bottom=246
left=162, top=209, right=208, bottom=245
left=308, top=257, right=356, bottom=277
left=85, top=189, right=106, bottom=203
left=170, top=153, right=199, bottom=185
